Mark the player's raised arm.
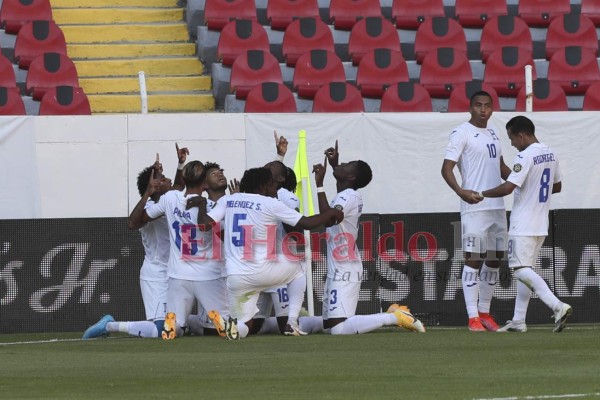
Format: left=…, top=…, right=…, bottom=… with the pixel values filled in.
left=128, top=168, right=160, bottom=229
left=313, top=155, right=332, bottom=213
left=274, top=130, right=288, bottom=160
left=173, top=143, right=189, bottom=191
left=324, top=140, right=339, bottom=168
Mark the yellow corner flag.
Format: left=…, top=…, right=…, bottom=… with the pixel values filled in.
left=293, top=129, right=314, bottom=216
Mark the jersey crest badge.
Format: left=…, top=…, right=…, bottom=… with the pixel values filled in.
left=513, top=163, right=522, bottom=172
left=334, top=204, right=344, bottom=211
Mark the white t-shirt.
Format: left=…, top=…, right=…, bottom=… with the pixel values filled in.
left=326, top=188, right=363, bottom=283
left=507, top=142, right=561, bottom=236
left=146, top=191, right=223, bottom=281
left=207, top=192, right=303, bottom=276
left=444, top=121, right=505, bottom=214
left=138, top=199, right=169, bottom=282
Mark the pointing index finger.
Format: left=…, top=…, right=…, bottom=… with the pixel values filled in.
left=156, top=153, right=160, bottom=163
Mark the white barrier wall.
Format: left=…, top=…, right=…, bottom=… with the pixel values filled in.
left=0, top=112, right=598, bottom=219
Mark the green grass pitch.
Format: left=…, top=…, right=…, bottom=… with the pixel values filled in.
left=1, top=325, right=599, bottom=400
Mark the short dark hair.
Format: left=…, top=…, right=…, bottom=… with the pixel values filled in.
left=352, top=160, right=372, bottom=189
left=469, top=90, right=493, bottom=106
left=182, top=161, right=206, bottom=187
left=240, top=167, right=272, bottom=194
left=283, top=167, right=297, bottom=193
left=136, top=165, right=155, bottom=197
left=506, top=115, right=535, bottom=136
left=204, top=162, right=222, bottom=173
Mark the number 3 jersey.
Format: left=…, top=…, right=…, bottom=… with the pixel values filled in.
left=507, top=142, right=561, bottom=237
left=146, top=190, right=223, bottom=281
left=444, top=122, right=505, bottom=214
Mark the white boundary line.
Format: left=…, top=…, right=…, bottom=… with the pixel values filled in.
left=474, top=393, right=600, bottom=400
left=0, top=337, right=124, bottom=346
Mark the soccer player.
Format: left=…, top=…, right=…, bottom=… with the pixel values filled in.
left=130, top=160, right=229, bottom=338
left=313, top=141, right=425, bottom=335
left=441, top=91, right=511, bottom=332
left=200, top=167, right=343, bottom=339
left=478, top=116, right=572, bottom=333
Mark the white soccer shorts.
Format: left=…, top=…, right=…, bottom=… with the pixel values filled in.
left=140, top=278, right=168, bottom=321
left=166, top=277, right=229, bottom=329
left=321, top=277, right=361, bottom=320
left=508, top=235, right=545, bottom=269
left=461, top=209, right=507, bottom=254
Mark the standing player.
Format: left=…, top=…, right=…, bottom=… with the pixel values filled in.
left=314, top=142, right=425, bottom=335
left=130, top=160, right=229, bottom=339
left=441, top=91, right=511, bottom=332
left=200, top=167, right=343, bottom=339
left=479, top=116, right=572, bottom=333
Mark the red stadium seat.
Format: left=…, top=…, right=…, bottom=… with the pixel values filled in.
left=26, top=52, right=80, bottom=100
left=229, top=50, right=283, bottom=99
left=515, top=79, right=568, bottom=111
left=581, top=0, right=600, bottom=25
left=217, top=19, right=270, bottom=66
left=391, top=0, right=444, bottom=30
left=447, top=81, right=500, bottom=112
left=293, top=49, right=345, bottom=99
left=282, top=17, right=334, bottom=67
left=356, top=48, right=408, bottom=98
left=348, top=17, right=401, bottom=66
left=14, top=20, right=67, bottom=69
left=312, top=82, right=364, bottom=112
left=0, top=0, right=52, bottom=34
left=480, top=16, right=532, bottom=63
left=547, top=46, right=600, bottom=95
left=204, top=0, right=257, bottom=31
left=518, top=0, right=570, bottom=27
left=545, top=14, right=598, bottom=60
left=38, top=85, right=91, bottom=115
left=419, top=47, right=472, bottom=97
left=244, top=82, right=297, bottom=112
left=582, top=81, right=600, bottom=110
left=0, top=54, right=17, bottom=88
left=483, top=47, right=535, bottom=97
left=267, top=0, right=319, bottom=31
left=414, top=17, right=467, bottom=64
left=380, top=81, right=432, bottom=111
left=328, top=0, right=382, bottom=30
left=0, top=86, right=26, bottom=115
left=455, top=0, right=507, bottom=28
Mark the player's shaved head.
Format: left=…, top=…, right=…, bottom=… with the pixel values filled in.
left=506, top=115, right=535, bottom=136
left=351, top=160, right=372, bottom=189
left=469, top=90, right=493, bottom=106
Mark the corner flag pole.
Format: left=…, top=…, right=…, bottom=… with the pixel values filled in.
left=293, top=129, right=315, bottom=316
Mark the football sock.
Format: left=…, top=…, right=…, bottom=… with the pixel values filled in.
left=128, top=321, right=159, bottom=338
left=285, top=273, right=306, bottom=326
left=462, top=265, right=480, bottom=318
left=513, top=279, right=532, bottom=321
left=238, top=321, right=250, bottom=338
left=299, top=316, right=324, bottom=334
left=478, top=264, right=499, bottom=314
left=330, top=314, right=396, bottom=335
left=514, top=267, right=561, bottom=312
left=106, top=321, right=127, bottom=334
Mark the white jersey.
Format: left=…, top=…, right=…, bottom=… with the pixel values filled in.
left=207, top=192, right=303, bottom=276
left=138, top=200, right=169, bottom=282
left=507, top=142, right=561, bottom=236
left=146, top=190, right=223, bottom=281
left=326, top=188, right=363, bottom=283
left=277, top=187, right=300, bottom=255
left=444, top=122, right=505, bottom=214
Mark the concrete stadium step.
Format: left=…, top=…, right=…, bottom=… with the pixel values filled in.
left=80, top=76, right=211, bottom=94
left=74, top=57, right=204, bottom=77
left=53, top=8, right=183, bottom=24
left=88, top=93, right=215, bottom=113
left=61, top=23, right=189, bottom=43
left=68, top=43, right=196, bottom=59
left=50, top=0, right=179, bottom=8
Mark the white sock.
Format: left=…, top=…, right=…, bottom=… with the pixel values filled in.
left=127, top=321, right=159, bottom=338
left=513, top=279, right=532, bottom=321
left=462, top=265, right=480, bottom=318
left=299, top=316, right=324, bottom=334
left=237, top=321, right=250, bottom=338
left=106, top=321, right=123, bottom=333
left=514, top=268, right=562, bottom=312
left=285, top=273, right=306, bottom=326
left=257, top=317, right=281, bottom=335
left=330, top=314, right=396, bottom=335
left=478, top=264, right=498, bottom=314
